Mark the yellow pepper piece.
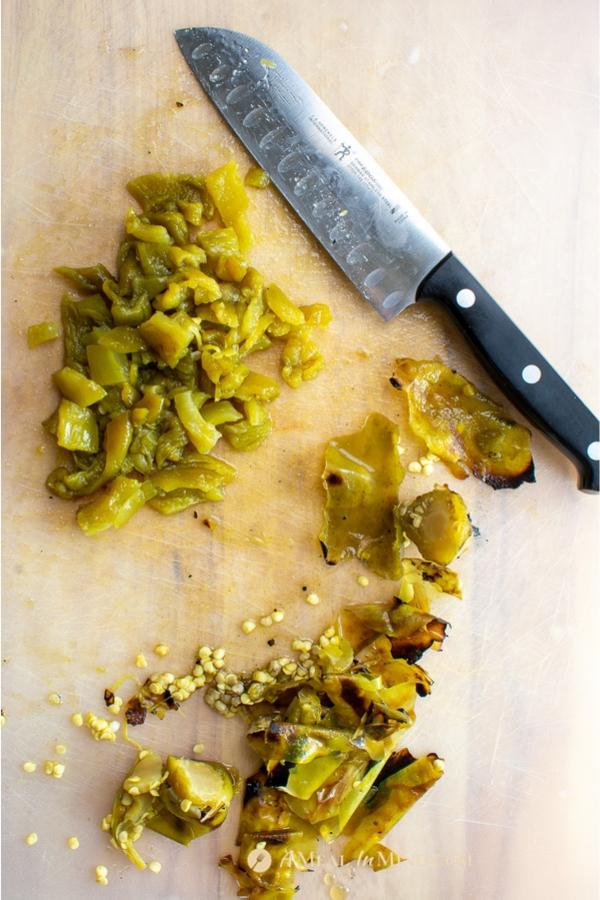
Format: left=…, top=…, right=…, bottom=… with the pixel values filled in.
left=169, top=245, right=207, bottom=269
left=153, top=282, right=190, bottom=312
left=87, top=344, right=129, bottom=386
left=198, top=227, right=240, bottom=259
left=264, top=284, right=305, bottom=326
left=205, top=160, right=249, bottom=224
left=138, top=312, right=195, bottom=367
left=27, top=321, right=59, bottom=347
left=103, top=413, right=134, bottom=481
left=245, top=166, right=270, bottom=189
left=56, top=399, right=99, bottom=453
left=281, top=327, right=324, bottom=388
left=76, top=476, right=156, bottom=535
left=201, top=400, right=243, bottom=426
left=133, top=386, right=165, bottom=423
left=177, top=201, right=204, bottom=225
left=173, top=390, right=220, bottom=454
left=300, top=303, right=333, bottom=328
left=98, top=327, right=148, bottom=354
left=125, top=208, right=172, bottom=245
left=52, top=367, right=107, bottom=407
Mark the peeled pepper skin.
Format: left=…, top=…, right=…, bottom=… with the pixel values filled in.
left=400, top=486, right=472, bottom=565
left=319, top=412, right=405, bottom=579
left=219, top=769, right=318, bottom=900
left=342, top=751, right=444, bottom=863
left=393, top=358, right=535, bottom=488
left=108, top=751, right=239, bottom=867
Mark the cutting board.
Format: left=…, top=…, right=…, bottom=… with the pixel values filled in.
left=2, top=2, right=599, bottom=899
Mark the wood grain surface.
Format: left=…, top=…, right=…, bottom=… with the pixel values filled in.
left=2, top=2, right=599, bottom=899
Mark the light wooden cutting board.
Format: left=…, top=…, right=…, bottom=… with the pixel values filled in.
left=2, top=2, right=599, bottom=899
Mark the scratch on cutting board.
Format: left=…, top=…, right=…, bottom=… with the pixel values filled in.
left=454, top=817, right=512, bottom=829
left=508, top=73, right=598, bottom=99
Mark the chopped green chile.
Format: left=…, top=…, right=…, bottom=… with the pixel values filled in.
left=138, top=312, right=196, bottom=368
left=173, top=391, right=220, bottom=454
left=98, top=326, right=148, bottom=354
left=27, top=321, right=60, bottom=347
left=319, top=412, right=405, bottom=579
left=87, top=344, right=129, bottom=385
left=43, top=162, right=330, bottom=532
left=76, top=476, right=155, bottom=535
left=126, top=173, right=207, bottom=213
left=245, top=165, right=271, bottom=189
left=53, top=367, right=107, bottom=407
left=56, top=399, right=99, bottom=453
left=400, top=486, right=472, bottom=565
left=393, top=358, right=535, bottom=488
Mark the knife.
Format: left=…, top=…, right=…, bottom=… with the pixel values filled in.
left=175, top=27, right=599, bottom=493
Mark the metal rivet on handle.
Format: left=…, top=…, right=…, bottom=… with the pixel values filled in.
left=456, top=288, right=476, bottom=308
left=522, top=364, right=542, bottom=384
left=587, top=441, right=600, bottom=461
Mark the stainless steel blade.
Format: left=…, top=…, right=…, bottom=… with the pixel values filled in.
left=175, top=27, right=449, bottom=321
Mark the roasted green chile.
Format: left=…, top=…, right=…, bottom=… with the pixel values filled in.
left=41, top=165, right=330, bottom=533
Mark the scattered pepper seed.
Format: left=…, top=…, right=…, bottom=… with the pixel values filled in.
left=22, top=761, right=37, bottom=773
left=0, top=713, right=5, bottom=726
left=71, top=712, right=84, bottom=727
left=192, top=743, right=204, bottom=754
left=241, top=619, right=256, bottom=634
left=272, top=609, right=285, bottom=623
left=107, top=696, right=123, bottom=715
left=305, top=592, right=320, bottom=606
left=67, top=836, right=80, bottom=849
left=95, top=864, right=109, bottom=885
left=154, top=644, right=169, bottom=657
left=25, top=832, right=38, bottom=846
left=48, top=692, right=62, bottom=705
left=44, top=760, right=65, bottom=778
left=135, top=653, right=148, bottom=669
left=55, top=743, right=67, bottom=755
left=85, top=712, right=119, bottom=742
left=408, top=461, right=423, bottom=474
left=148, top=860, right=162, bottom=874
left=357, top=575, right=369, bottom=587
left=259, top=615, right=273, bottom=627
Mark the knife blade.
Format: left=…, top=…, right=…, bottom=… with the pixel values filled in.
left=175, top=27, right=599, bottom=493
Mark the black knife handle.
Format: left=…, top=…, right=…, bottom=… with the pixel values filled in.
left=418, top=254, right=599, bottom=493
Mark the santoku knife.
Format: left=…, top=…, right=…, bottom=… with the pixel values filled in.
left=175, top=27, right=599, bottom=493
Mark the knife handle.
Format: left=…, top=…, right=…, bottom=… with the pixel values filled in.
left=418, top=254, right=599, bottom=493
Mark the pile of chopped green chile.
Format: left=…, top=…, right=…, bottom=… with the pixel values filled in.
left=40, top=163, right=331, bottom=534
